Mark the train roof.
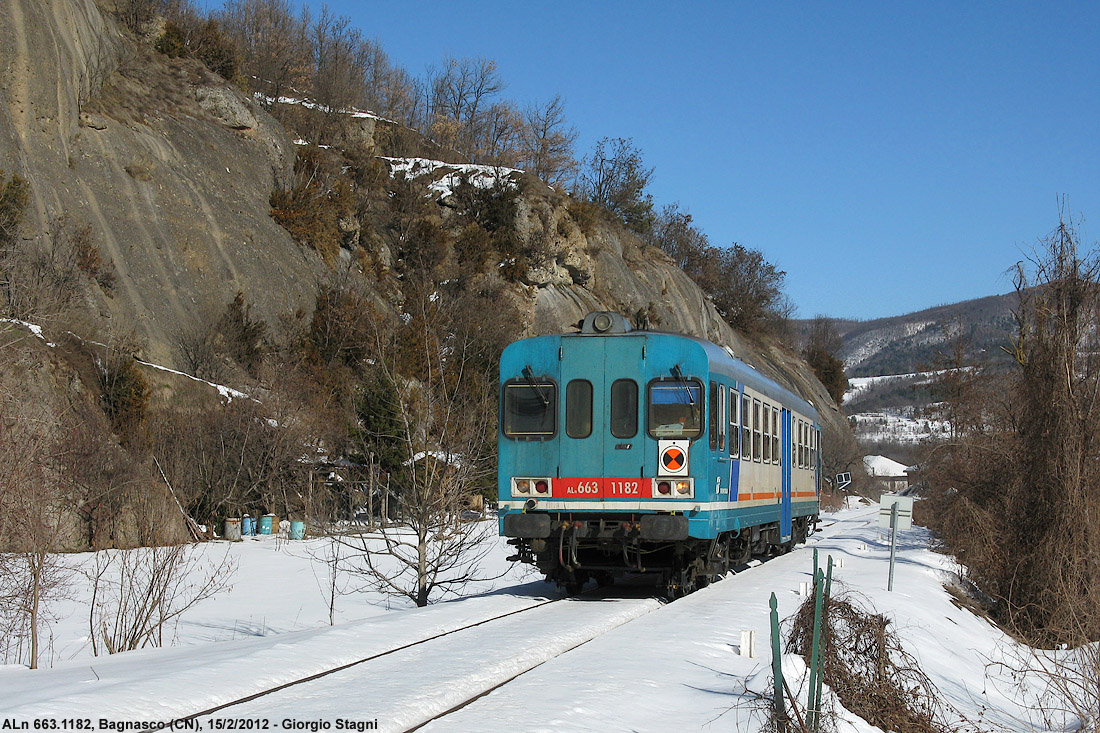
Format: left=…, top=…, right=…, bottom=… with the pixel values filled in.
left=508, top=323, right=819, bottom=422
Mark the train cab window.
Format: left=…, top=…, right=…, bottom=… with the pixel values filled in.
left=811, top=427, right=818, bottom=470
left=709, top=382, right=718, bottom=450
left=503, top=381, right=557, bottom=438
left=762, top=402, right=772, bottom=463
left=752, top=399, right=762, bottom=462
left=648, top=380, right=703, bottom=439
left=772, top=406, right=781, bottom=464
left=729, top=387, right=739, bottom=458
left=741, top=394, right=751, bottom=461
left=565, top=380, right=593, bottom=439
left=718, top=386, right=727, bottom=453
left=610, top=379, right=638, bottom=439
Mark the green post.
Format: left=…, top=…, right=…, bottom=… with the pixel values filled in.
left=770, top=593, right=785, bottom=731
left=812, top=547, right=818, bottom=588
left=806, top=568, right=825, bottom=732
left=813, top=555, right=834, bottom=728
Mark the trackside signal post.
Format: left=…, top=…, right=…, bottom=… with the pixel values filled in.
left=878, top=493, right=913, bottom=591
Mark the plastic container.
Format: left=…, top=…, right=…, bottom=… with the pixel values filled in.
left=242, top=515, right=256, bottom=536
left=259, top=515, right=274, bottom=535
left=223, top=518, right=242, bottom=541
left=289, top=520, right=305, bottom=540
left=271, top=515, right=280, bottom=535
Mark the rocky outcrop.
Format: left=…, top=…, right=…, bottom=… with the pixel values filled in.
left=0, top=0, right=321, bottom=366
left=0, top=0, right=846, bottom=443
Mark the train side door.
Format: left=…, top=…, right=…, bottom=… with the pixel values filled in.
left=781, top=408, right=792, bottom=541
left=559, top=337, right=605, bottom=480
left=557, top=336, right=646, bottom=496
left=602, top=337, right=645, bottom=490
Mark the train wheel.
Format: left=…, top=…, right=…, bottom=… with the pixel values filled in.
left=564, top=570, right=589, bottom=595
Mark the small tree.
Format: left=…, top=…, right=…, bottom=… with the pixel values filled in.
left=519, top=95, right=578, bottom=186
left=575, top=137, right=655, bottom=235
left=86, top=544, right=235, bottom=655
left=339, top=277, right=520, bottom=607
left=802, top=316, right=848, bottom=404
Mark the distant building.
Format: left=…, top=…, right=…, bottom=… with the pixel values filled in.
left=863, top=455, right=909, bottom=493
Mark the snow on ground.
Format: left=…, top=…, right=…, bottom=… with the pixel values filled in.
left=380, top=157, right=523, bottom=198
left=135, top=358, right=252, bottom=403
left=255, top=94, right=398, bottom=125
left=0, top=508, right=1065, bottom=731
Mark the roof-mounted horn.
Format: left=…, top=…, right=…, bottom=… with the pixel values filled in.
left=580, top=311, right=633, bottom=335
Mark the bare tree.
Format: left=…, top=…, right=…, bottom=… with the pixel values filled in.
left=519, top=94, right=578, bottom=186
left=218, top=0, right=310, bottom=105
left=426, top=56, right=505, bottom=155
left=337, top=277, right=520, bottom=607
left=85, top=544, right=235, bottom=655
left=310, top=8, right=367, bottom=138
left=0, top=389, right=74, bottom=669
left=575, top=137, right=655, bottom=234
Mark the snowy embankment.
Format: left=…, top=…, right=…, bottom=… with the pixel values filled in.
left=0, top=509, right=1059, bottom=731
left=380, top=156, right=523, bottom=199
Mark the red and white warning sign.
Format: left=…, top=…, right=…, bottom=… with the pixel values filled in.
left=658, top=440, right=689, bottom=477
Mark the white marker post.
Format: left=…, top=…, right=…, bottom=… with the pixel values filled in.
left=878, top=493, right=914, bottom=591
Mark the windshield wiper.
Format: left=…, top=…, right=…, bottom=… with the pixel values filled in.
left=522, top=365, right=550, bottom=406
left=670, top=365, right=695, bottom=405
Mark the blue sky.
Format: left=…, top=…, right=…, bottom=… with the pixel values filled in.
left=282, top=1, right=1100, bottom=320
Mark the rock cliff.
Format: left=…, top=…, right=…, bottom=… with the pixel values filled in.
left=0, top=0, right=845, bottom=443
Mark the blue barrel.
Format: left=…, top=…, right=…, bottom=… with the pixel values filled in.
left=290, top=520, right=305, bottom=540
left=259, top=515, right=274, bottom=535
left=242, top=515, right=256, bottom=536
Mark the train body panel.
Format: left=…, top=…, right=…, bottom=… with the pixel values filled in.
left=498, top=312, right=820, bottom=595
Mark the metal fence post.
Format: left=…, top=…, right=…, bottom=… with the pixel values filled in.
left=806, top=568, right=825, bottom=732
left=813, top=555, right=834, bottom=728
left=770, top=592, right=786, bottom=731
left=888, top=502, right=898, bottom=592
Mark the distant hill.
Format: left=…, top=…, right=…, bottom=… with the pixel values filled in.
left=819, top=291, right=1020, bottom=378
left=794, top=291, right=1022, bottom=454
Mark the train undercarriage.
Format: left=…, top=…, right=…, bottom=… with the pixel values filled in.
left=506, top=513, right=816, bottom=598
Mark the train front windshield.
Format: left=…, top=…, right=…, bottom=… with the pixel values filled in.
left=503, top=382, right=557, bottom=437
left=648, top=381, right=702, bottom=439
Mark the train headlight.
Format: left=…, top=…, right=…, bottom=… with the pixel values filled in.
left=653, top=477, right=692, bottom=498
left=512, top=477, right=552, bottom=498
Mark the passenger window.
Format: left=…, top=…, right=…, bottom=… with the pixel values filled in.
left=729, top=388, right=739, bottom=458
left=565, top=380, right=592, bottom=439
left=648, top=380, right=703, bottom=439
left=610, top=379, right=638, bottom=439
left=741, top=394, right=751, bottom=461
left=772, top=406, right=780, bottom=464
left=762, top=402, right=771, bottom=463
left=753, top=399, right=762, bottom=462
left=503, top=381, right=557, bottom=438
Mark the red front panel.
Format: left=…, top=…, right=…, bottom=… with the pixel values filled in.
left=554, top=478, right=647, bottom=499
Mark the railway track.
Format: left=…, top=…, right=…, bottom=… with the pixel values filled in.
left=183, top=524, right=847, bottom=731
left=190, top=586, right=662, bottom=732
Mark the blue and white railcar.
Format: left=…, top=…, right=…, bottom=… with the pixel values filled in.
left=498, top=312, right=820, bottom=595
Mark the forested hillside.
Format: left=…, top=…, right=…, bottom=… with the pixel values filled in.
left=0, top=0, right=843, bottom=554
